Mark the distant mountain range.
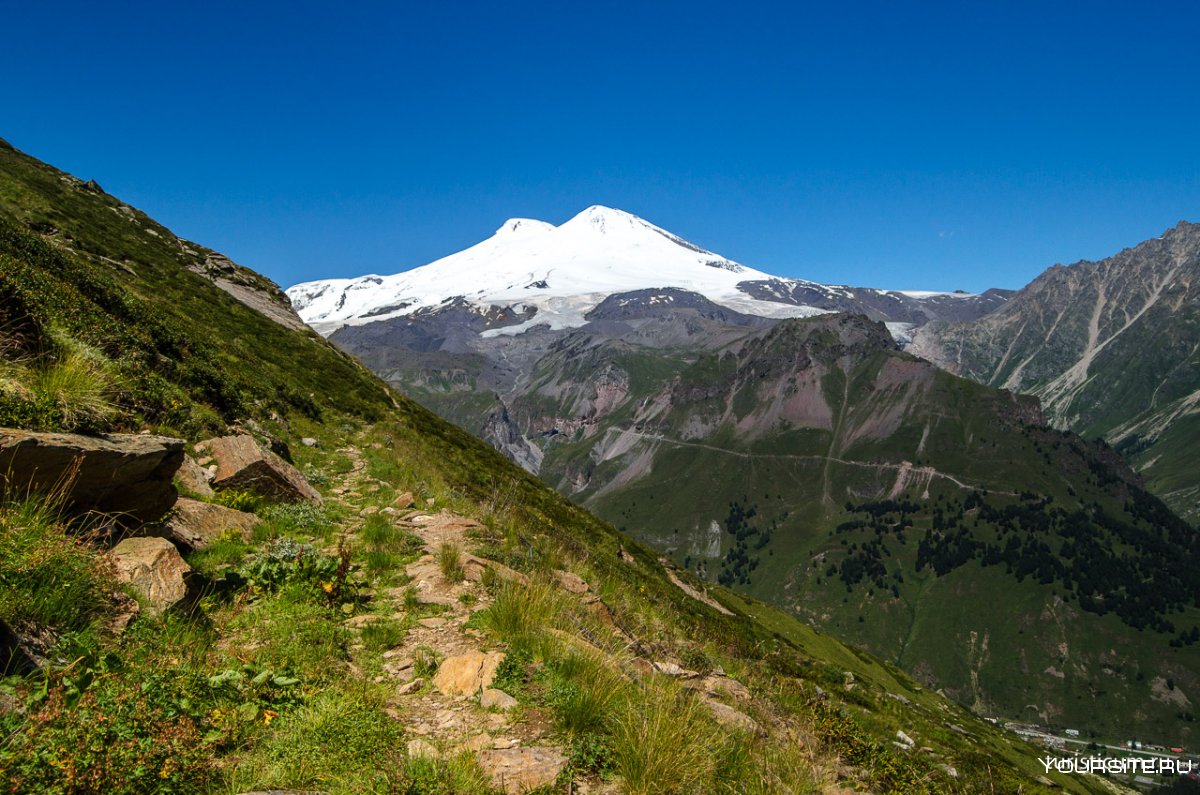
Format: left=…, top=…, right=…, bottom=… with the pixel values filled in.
left=286, top=208, right=1200, bottom=742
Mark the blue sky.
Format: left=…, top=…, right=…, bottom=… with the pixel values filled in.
left=2, top=1, right=1197, bottom=292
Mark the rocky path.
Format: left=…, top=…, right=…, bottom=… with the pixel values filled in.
left=329, top=444, right=575, bottom=794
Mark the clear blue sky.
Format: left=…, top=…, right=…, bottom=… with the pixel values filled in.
left=3, top=1, right=1197, bottom=293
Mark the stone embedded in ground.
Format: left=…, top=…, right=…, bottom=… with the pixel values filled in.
left=175, top=454, right=215, bottom=498
left=652, top=660, right=700, bottom=679
left=0, top=429, right=184, bottom=524
left=432, top=650, right=505, bottom=696
left=462, top=553, right=529, bottom=585
left=480, top=688, right=519, bottom=711
left=701, top=697, right=763, bottom=735
left=195, top=434, right=322, bottom=504
left=162, top=497, right=260, bottom=550
left=553, top=569, right=590, bottom=594
left=394, top=491, right=415, bottom=508
left=0, top=617, right=51, bottom=673
left=301, top=437, right=318, bottom=447
left=458, top=733, right=493, bottom=753
left=110, top=536, right=190, bottom=614
left=384, top=657, right=415, bottom=679
left=396, top=678, right=424, bottom=695
left=683, top=675, right=752, bottom=703
left=106, top=590, right=141, bottom=635
left=477, top=747, right=568, bottom=795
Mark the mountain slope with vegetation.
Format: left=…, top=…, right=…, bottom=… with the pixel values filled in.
left=0, top=141, right=1125, bottom=793
left=911, top=221, right=1200, bottom=522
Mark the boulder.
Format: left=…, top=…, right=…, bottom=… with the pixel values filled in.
left=476, top=747, right=568, bottom=794
left=162, top=497, right=260, bottom=550
left=175, top=454, right=215, bottom=499
left=110, top=536, right=190, bottom=614
left=0, top=429, right=184, bottom=524
left=195, top=435, right=321, bottom=504
left=432, top=650, right=505, bottom=696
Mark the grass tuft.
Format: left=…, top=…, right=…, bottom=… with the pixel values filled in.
left=436, top=542, right=463, bottom=582
left=610, top=682, right=719, bottom=795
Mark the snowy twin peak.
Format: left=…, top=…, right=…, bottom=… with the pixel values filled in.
left=286, top=205, right=998, bottom=338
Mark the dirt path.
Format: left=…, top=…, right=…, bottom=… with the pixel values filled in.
left=326, top=445, right=576, bottom=793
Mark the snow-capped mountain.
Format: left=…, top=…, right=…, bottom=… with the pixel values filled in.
left=287, top=205, right=1005, bottom=338
left=288, top=206, right=819, bottom=335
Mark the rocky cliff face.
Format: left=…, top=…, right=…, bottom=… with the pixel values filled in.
left=912, top=220, right=1200, bottom=520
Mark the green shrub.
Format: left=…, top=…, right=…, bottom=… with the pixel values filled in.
left=212, top=488, right=264, bottom=513
left=238, top=537, right=352, bottom=605
left=397, top=750, right=499, bottom=794
left=546, top=652, right=626, bottom=737
left=477, top=577, right=567, bottom=650
left=33, top=346, right=116, bottom=431
left=260, top=502, right=334, bottom=539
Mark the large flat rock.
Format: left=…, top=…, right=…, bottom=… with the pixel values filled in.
left=162, top=497, right=261, bottom=550
left=195, top=434, right=321, bottom=504
left=0, top=429, right=183, bottom=524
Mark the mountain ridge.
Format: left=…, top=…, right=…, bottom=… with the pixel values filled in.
left=912, top=219, right=1200, bottom=521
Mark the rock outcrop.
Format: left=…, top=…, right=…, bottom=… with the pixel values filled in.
left=195, top=435, right=321, bottom=504
left=110, top=536, right=190, bottom=614
left=0, top=429, right=184, bottom=524
left=161, top=497, right=261, bottom=550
